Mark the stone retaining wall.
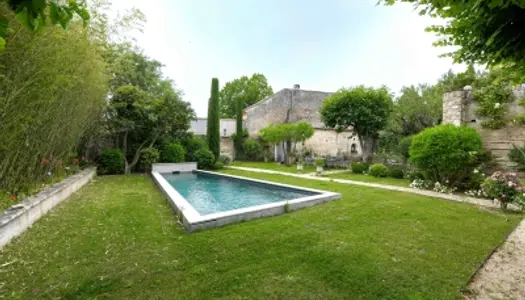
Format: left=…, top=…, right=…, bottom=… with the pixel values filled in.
left=0, top=168, right=96, bottom=249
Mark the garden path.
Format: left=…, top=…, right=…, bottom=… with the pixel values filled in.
left=465, top=219, right=525, bottom=300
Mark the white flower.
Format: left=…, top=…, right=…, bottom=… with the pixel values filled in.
left=473, top=169, right=479, bottom=174
left=47, top=172, right=52, bottom=176
left=494, top=103, right=501, bottom=109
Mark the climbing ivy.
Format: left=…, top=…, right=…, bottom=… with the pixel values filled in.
left=471, top=72, right=514, bottom=129
left=472, top=83, right=512, bottom=129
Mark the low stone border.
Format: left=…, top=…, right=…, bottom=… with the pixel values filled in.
left=0, top=168, right=96, bottom=249
left=226, top=166, right=520, bottom=211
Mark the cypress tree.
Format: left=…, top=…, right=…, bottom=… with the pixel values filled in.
left=207, top=78, right=220, bottom=159
left=234, top=95, right=244, bottom=159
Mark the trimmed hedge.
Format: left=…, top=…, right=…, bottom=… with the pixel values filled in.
left=369, top=163, right=388, bottom=177
left=387, top=167, right=404, bottom=179
left=409, top=125, right=482, bottom=187
left=243, top=139, right=263, bottom=160
left=161, top=143, right=185, bottom=163
left=98, top=149, right=125, bottom=175
left=351, top=162, right=369, bottom=174
left=185, top=137, right=207, bottom=162
left=195, top=149, right=215, bottom=170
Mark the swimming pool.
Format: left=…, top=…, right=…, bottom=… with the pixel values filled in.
left=151, top=164, right=340, bottom=232
left=163, top=172, right=318, bottom=215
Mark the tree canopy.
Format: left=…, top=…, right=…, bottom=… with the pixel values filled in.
left=207, top=78, right=220, bottom=159
left=381, top=0, right=525, bottom=80
left=0, top=0, right=90, bottom=52
left=259, top=121, right=314, bottom=163
left=321, top=86, right=393, bottom=162
left=219, top=73, right=273, bottom=118
left=107, top=51, right=194, bottom=174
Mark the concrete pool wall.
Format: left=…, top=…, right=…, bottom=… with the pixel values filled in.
left=151, top=164, right=341, bottom=232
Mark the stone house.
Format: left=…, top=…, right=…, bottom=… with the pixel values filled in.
left=244, top=86, right=361, bottom=162
left=442, top=85, right=525, bottom=169
left=189, top=118, right=235, bottom=158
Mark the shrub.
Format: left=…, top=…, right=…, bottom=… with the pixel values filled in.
left=397, top=136, right=413, bottom=163
left=387, top=167, right=404, bottom=179
left=218, top=155, right=231, bottom=166
left=140, top=147, right=160, bottom=172
left=409, top=125, right=482, bottom=187
left=509, top=144, right=525, bottom=171
left=98, top=149, right=125, bottom=175
left=482, top=171, right=524, bottom=210
left=315, top=158, right=325, bottom=166
left=407, top=171, right=425, bottom=181
left=369, top=163, right=388, bottom=177
left=160, top=143, right=185, bottom=163
left=213, top=161, right=224, bottom=170
left=195, top=149, right=215, bottom=170
left=243, top=139, right=263, bottom=160
left=351, top=162, right=369, bottom=174
left=185, top=137, right=207, bottom=162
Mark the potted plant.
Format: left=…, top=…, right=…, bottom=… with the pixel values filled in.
left=315, top=158, right=325, bottom=176
left=297, top=157, right=304, bottom=173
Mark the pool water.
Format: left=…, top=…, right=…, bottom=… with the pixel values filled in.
left=162, top=172, right=318, bottom=215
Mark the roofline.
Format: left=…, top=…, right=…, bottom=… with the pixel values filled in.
left=243, top=88, right=333, bottom=112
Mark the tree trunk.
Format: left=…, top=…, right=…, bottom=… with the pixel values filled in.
left=285, top=140, right=292, bottom=165
left=360, top=135, right=375, bottom=163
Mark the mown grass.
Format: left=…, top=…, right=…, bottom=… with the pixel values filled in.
left=0, top=172, right=521, bottom=299
left=229, top=161, right=410, bottom=187
left=231, top=161, right=323, bottom=173
left=325, top=171, right=411, bottom=187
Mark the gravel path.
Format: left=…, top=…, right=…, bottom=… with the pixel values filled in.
left=466, top=219, right=525, bottom=300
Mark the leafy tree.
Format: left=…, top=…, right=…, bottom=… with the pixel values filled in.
left=321, top=86, right=393, bottom=162
left=207, top=78, right=220, bottom=159
left=259, top=122, right=315, bottom=165
left=0, top=6, right=107, bottom=192
left=108, top=83, right=193, bottom=174
left=381, top=1, right=525, bottom=80
left=391, top=84, right=442, bottom=136
left=0, top=0, right=90, bottom=52
left=219, top=73, right=273, bottom=117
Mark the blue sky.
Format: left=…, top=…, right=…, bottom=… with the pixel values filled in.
left=112, top=0, right=465, bottom=117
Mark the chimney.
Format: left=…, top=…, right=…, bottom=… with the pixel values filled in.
left=293, top=84, right=300, bottom=89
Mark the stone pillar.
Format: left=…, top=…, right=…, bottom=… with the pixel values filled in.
left=442, top=90, right=469, bottom=126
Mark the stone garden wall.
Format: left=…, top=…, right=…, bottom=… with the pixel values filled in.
left=443, top=86, right=525, bottom=169
left=0, top=168, right=96, bottom=249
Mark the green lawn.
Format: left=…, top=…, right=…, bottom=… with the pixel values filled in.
left=326, top=171, right=411, bottom=187
left=0, top=173, right=521, bottom=299
left=231, top=161, right=322, bottom=173
left=229, top=161, right=410, bottom=187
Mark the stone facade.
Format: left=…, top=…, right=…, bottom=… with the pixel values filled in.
left=244, top=88, right=362, bottom=158
left=220, top=137, right=234, bottom=159
left=442, top=86, right=525, bottom=169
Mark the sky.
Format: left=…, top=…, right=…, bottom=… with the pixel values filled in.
left=111, top=0, right=465, bottom=117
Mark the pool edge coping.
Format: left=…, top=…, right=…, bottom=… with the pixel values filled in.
left=151, top=169, right=341, bottom=232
